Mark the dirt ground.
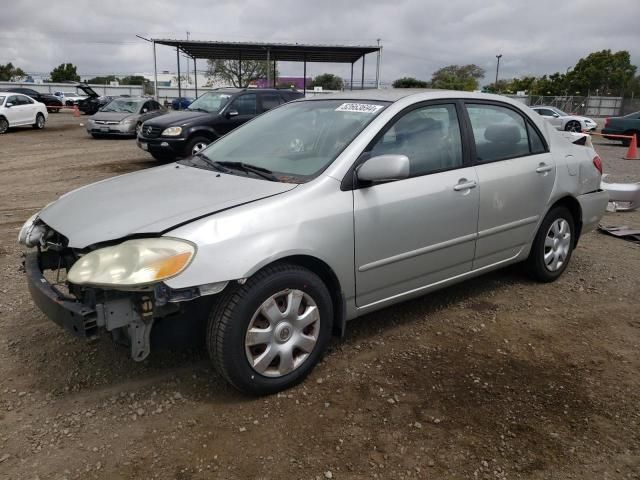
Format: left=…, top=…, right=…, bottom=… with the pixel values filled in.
left=0, top=113, right=639, bottom=480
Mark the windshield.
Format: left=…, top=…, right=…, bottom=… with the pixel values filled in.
left=187, top=92, right=233, bottom=113
left=553, top=107, right=570, bottom=116
left=197, top=99, right=389, bottom=182
left=101, top=99, right=143, bottom=113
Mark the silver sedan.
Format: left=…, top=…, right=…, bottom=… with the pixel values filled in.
left=86, top=97, right=166, bottom=137
left=20, top=90, right=608, bottom=395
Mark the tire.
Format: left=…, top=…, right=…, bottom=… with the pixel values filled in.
left=150, top=151, right=176, bottom=162
left=185, top=136, right=211, bottom=157
left=0, top=116, right=8, bottom=134
left=564, top=120, right=581, bottom=132
left=208, top=263, right=333, bottom=395
left=32, top=113, right=45, bottom=130
left=526, top=206, right=575, bottom=283
left=622, top=131, right=640, bottom=147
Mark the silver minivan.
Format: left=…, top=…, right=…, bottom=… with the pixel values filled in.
left=19, top=90, right=608, bottom=394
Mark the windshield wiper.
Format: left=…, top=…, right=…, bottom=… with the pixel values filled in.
left=187, top=107, right=209, bottom=113
left=215, top=161, right=279, bottom=181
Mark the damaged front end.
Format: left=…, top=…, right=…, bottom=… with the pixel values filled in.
left=20, top=218, right=225, bottom=361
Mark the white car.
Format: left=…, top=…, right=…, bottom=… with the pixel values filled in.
left=54, top=91, right=87, bottom=106
left=0, top=93, right=48, bottom=134
left=531, top=106, right=597, bottom=132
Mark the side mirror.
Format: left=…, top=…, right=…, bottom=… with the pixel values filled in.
left=5, top=102, right=13, bottom=108
left=227, top=109, right=239, bottom=118
left=356, top=154, right=410, bottom=183
left=552, top=113, right=560, bottom=118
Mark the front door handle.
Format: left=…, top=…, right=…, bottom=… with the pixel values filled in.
left=453, top=180, right=477, bottom=191
left=536, top=163, right=553, bottom=173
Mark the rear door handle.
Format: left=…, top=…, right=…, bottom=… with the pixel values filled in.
left=536, top=164, right=553, bottom=173
left=453, top=180, right=477, bottom=191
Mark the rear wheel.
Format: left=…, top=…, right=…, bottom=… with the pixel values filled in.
left=32, top=113, right=45, bottom=130
left=526, top=206, right=575, bottom=282
left=0, top=117, right=8, bottom=134
left=564, top=120, right=581, bottom=132
left=208, top=263, right=333, bottom=395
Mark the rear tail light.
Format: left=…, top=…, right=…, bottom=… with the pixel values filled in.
left=593, top=155, right=603, bottom=175
left=604, top=118, right=611, bottom=128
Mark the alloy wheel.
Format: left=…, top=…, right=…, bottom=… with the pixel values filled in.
left=543, top=218, right=571, bottom=272
left=191, top=142, right=208, bottom=155
left=0, top=118, right=8, bottom=134
left=244, top=289, right=321, bottom=378
left=36, top=115, right=44, bottom=128
left=566, top=121, right=581, bottom=132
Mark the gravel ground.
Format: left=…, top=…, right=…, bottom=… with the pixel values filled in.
left=0, top=113, right=639, bottom=480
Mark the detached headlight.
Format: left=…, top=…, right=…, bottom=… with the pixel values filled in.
left=162, top=126, right=182, bottom=136
left=18, top=212, right=45, bottom=247
left=67, top=238, right=195, bottom=287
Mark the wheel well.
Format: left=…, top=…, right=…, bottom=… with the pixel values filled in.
left=272, top=255, right=346, bottom=337
left=187, top=131, right=217, bottom=142
left=550, top=196, right=582, bottom=247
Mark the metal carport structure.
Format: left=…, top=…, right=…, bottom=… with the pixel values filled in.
left=145, top=38, right=382, bottom=100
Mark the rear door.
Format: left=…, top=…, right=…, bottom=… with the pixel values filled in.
left=259, top=92, right=284, bottom=113
left=19, top=95, right=38, bottom=122
left=464, top=102, right=555, bottom=269
left=353, top=102, right=479, bottom=307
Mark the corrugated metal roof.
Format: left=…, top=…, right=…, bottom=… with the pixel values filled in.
left=151, top=39, right=380, bottom=63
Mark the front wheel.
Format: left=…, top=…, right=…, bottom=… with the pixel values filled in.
left=208, top=263, right=333, bottom=395
left=185, top=136, right=211, bottom=157
left=32, top=113, right=45, bottom=129
left=526, top=206, right=575, bottom=282
left=0, top=117, right=8, bottom=134
left=564, top=120, right=581, bottom=132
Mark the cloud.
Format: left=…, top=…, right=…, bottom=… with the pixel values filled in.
left=1, top=0, right=637, bottom=85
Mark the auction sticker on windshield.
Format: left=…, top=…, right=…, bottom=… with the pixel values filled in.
left=335, top=103, right=384, bottom=114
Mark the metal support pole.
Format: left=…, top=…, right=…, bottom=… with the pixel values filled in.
left=350, top=62, right=354, bottom=91
left=177, top=47, right=182, bottom=108
left=239, top=52, right=242, bottom=87
left=153, top=41, right=158, bottom=100
left=303, top=55, right=307, bottom=96
left=375, top=39, right=381, bottom=89
left=361, top=55, right=365, bottom=90
left=273, top=60, right=276, bottom=87
left=495, top=54, right=502, bottom=91
left=266, top=48, right=270, bottom=87
left=194, top=58, right=198, bottom=97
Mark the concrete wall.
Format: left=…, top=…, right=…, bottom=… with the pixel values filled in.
left=0, top=81, right=143, bottom=97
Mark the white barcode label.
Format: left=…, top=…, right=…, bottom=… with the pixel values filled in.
left=335, top=103, right=383, bottom=114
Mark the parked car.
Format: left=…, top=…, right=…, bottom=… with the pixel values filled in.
left=531, top=106, right=597, bottom=132
left=86, top=97, right=167, bottom=138
left=54, top=91, right=87, bottom=106
left=602, top=111, right=640, bottom=146
left=19, top=90, right=608, bottom=395
left=70, top=83, right=113, bottom=115
left=137, top=88, right=304, bottom=161
left=0, top=93, right=48, bottom=134
left=0, top=87, right=63, bottom=113
left=171, top=97, right=194, bottom=110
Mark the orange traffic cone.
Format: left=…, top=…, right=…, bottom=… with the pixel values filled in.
left=625, top=134, right=638, bottom=160
left=73, top=105, right=80, bottom=118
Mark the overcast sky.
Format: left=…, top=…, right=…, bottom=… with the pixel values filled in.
left=1, top=0, right=638, bottom=85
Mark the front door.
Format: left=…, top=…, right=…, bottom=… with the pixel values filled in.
left=464, top=102, right=556, bottom=269
left=353, top=103, right=479, bottom=307
left=219, top=93, right=258, bottom=135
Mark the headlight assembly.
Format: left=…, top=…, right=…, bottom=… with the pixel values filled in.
left=162, top=126, right=182, bottom=136
left=18, top=212, right=44, bottom=247
left=67, top=238, right=196, bottom=287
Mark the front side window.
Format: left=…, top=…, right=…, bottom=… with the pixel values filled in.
left=466, top=104, right=543, bottom=163
left=195, top=99, right=388, bottom=182
left=369, top=104, right=463, bottom=176
left=230, top=94, right=257, bottom=115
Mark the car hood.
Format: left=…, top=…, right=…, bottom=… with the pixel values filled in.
left=91, top=111, right=137, bottom=122
left=39, top=164, right=297, bottom=248
left=144, top=110, right=215, bottom=128
left=76, top=84, right=99, bottom=98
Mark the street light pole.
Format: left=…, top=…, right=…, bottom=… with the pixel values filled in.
left=495, top=54, right=502, bottom=91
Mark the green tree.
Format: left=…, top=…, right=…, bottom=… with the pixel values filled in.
left=0, top=62, right=26, bottom=81
left=566, top=49, right=636, bottom=96
left=120, top=75, right=154, bottom=94
left=206, top=59, right=271, bottom=88
left=431, top=64, right=485, bottom=91
left=392, top=77, right=429, bottom=88
left=50, top=63, right=80, bottom=82
left=312, top=73, right=343, bottom=90
left=85, top=75, right=117, bottom=85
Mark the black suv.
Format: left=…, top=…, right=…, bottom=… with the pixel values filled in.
left=137, top=88, right=303, bottom=161
left=1, top=87, right=63, bottom=112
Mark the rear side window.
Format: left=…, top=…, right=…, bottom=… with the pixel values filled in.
left=261, top=93, right=283, bottom=111
left=466, top=104, right=546, bottom=163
